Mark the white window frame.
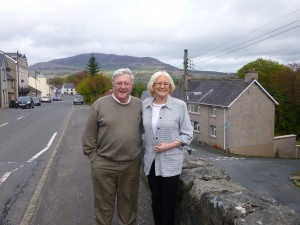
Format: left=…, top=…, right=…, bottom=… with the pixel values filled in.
left=210, top=125, right=217, bottom=137
left=191, top=121, right=200, bottom=132
left=188, top=103, right=200, bottom=114
left=210, top=106, right=217, bottom=117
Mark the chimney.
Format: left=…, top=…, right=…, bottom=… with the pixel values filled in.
left=245, top=69, right=258, bottom=83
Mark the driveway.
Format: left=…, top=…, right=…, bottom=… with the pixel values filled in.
left=189, top=141, right=300, bottom=214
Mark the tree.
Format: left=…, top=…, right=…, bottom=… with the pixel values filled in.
left=86, top=53, right=100, bottom=76
left=237, top=58, right=300, bottom=140
left=76, top=73, right=111, bottom=104
left=272, top=63, right=300, bottom=137
left=132, top=81, right=147, bottom=98
left=237, top=58, right=287, bottom=90
left=48, top=76, right=64, bottom=85
left=66, top=70, right=89, bottom=86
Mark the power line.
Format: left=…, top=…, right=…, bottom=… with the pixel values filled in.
left=191, top=8, right=300, bottom=62
left=190, top=9, right=300, bottom=67
left=193, top=19, right=300, bottom=63
left=193, top=23, right=300, bottom=65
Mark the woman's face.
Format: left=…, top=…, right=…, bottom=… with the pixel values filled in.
left=153, top=75, right=171, bottom=98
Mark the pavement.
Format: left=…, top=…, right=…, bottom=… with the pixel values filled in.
left=134, top=174, right=154, bottom=225
left=21, top=106, right=154, bottom=225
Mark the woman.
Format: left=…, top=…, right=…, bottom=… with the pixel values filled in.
left=142, top=71, right=193, bottom=225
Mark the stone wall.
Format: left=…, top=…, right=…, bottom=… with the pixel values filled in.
left=175, top=155, right=300, bottom=225
left=274, top=135, right=298, bottom=158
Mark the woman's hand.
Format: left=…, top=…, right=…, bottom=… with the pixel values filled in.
left=154, top=141, right=182, bottom=153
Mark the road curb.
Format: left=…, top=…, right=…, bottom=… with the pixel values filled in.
left=20, top=108, right=74, bottom=225
left=290, top=175, right=300, bottom=187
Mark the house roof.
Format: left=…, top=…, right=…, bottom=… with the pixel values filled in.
left=37, top=74, right=46, bottom=78
left=172, top=78, right=278, bottom=108
left=0, top=53, right=4, bottom=62
left=140, top=91, right=151, bottom=101
left=63, top=83, right=75, bottom=88
left=54, top=84, right=63, bottom=89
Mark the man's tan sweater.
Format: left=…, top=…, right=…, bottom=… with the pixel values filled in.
left=82, top=95, right=143, bottom=162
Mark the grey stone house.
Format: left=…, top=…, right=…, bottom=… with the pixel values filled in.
left=173, top=72, right=279, bottom=157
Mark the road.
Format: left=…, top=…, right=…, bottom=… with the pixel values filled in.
left=189, top=141, right=300, bottom=214
left=0, top=95, right=73, bottom=225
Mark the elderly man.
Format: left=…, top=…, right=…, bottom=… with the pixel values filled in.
left=82, top=68, right=143, bottom=225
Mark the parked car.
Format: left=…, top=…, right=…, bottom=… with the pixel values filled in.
left=15, top=96, right=34, bottom=109
left=53, top=95, right=62, bottom=101
left=41, top=96, right=51, bottom=103
left=73, top=95, right=84, bottom=105
left=32, top=97, right=41, bottom=106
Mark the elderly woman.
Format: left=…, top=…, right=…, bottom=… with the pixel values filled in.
left=142, top=71, right=193, bottom=225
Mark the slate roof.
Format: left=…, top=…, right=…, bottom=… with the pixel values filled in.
left=0, top=53, right=4, bottom=62
left=172, top=79, right=278, bottom=108
left=63, top=83, right=75, bottom=88
left=140, top=91, right=151, bottom=101
left=54, top=84, right=63, bottom=90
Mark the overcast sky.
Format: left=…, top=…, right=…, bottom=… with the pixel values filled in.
left=1, top=0, right=300, bottom=72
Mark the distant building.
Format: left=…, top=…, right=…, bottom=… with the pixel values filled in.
left=6, top=52, right=30, bottom=96
left=62, top=83, right=77, bottom=95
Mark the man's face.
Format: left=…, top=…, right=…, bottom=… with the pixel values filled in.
left=113, top=74, right=133, bottom=103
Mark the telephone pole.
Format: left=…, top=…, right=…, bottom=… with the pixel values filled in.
left=183, top=49, right=192, bottom=103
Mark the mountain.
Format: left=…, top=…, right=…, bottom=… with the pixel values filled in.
left=29, top=53, right=177, bottom=76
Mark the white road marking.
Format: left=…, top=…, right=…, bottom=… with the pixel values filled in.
left=17, top=116, right=25, bottom=120
left=0, top=172, right=11, bottom=185
left=208, top=157, right=245, bottom=161
left=0, top=164, right=24, bottom=186
left=0, top=123, right=8, bottom=127
left=27, top=132, right=57, bottom=162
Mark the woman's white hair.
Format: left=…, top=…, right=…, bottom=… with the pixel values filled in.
left=147, top=71, right=175, bottom=97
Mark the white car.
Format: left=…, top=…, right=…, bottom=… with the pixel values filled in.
left=41, top=96, right=51, bottom=103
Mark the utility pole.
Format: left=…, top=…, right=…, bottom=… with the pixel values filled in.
left=183, top=49, right=190, bottom=103
left=17, top=51, right=20, bottom=97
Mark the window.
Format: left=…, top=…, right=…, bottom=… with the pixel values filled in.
left=188, top=103, right=200, bottom=114
left=210, top=106, right=217, bottom=117
left=210, top=125, right=216, bottom=137
left=191, top=121, right=200, bottom=132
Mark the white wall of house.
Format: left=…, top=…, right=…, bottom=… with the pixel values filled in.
left=28, top=75, right=41, bottom=97
left=62, top=83, right=77, bottom=95
left=37, top=74, right=51, bottom=97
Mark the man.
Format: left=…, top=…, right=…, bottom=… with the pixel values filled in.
left=82, top=68, right=143, bottom=225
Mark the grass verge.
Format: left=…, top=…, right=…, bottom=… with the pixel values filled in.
left=290, top=170, right=300, bottom=188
